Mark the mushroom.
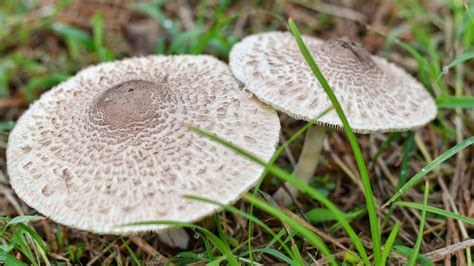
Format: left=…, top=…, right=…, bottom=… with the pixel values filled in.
left=229, top=32, right=437, bottom=205
left=7, top=55, right=280, bottom=246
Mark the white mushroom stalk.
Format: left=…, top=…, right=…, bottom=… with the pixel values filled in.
left=7, top=55, right=281, bottom=246
left=273, top=125, right=326, bottom=205
left=229, top=32, right=437, bottom=205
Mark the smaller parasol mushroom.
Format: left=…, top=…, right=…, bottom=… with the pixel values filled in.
left=229, top=32, right=437, bottom=205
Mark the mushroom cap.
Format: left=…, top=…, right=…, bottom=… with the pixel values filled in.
left=7, top=55, right=280, bottom=234
left=229, top=32, right=437, bottom=133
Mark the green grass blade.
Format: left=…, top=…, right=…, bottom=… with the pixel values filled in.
left=382, top=132, right=415, bottom=228
left=207, top=257, right=226, bottom=266
left=240, top=248, right=295, bottom=265
left=16, top=224, right=47, bottom=257
left=397, top=132, right=416, bottom=190
left=198, top=230, right=239, bottom=266
left=433, top=51, right=474, bottom=85
left=214, top=214, right=234, bottom=252
left=8, top=226, right=36, bottom=265
left=268, top=228, right=288, bottom=250
left=381, top=221, right=400, bottom=265
left=383, top=136, right=474, bottom=207
left=185, top=195, right=297, bottom=261
left=243, top=194, right=336, bottom=265
left=305, top=208, right=365, bottom=223
left=0, top=59, right=12, bottom=97
left=287, top=18, right=379, bottom=265
left=446, top=50, right=474, bottom=68
left=246, top=106, right=333, bottom=264
left=92, top=13, right=104, bottom=58
left=191, top=14, right=238, bottom=55
left=48, top=22, right=93, bottom=55
left=122, top=240, right=141, bottom=265
left=384, top=26, right=408, bottom=54
left=6, top=216, right=42, bottom=227
left=174, top=251, right=206, bottom=264
left=0, top=248, right=28, bottom=266
left=281, top=230, right=298, bottom=250
left=191, top=126, right=369, bottom=265
left=122, top=221, right=239, bottom=266
left=290, top=245, right=304, bottom=265
left=49, top=22, right=91, bottom=44
left=436, top=95, right=474, bottom=108
left=392, top=39, right=435, bottom=95
left=407, top=181, right=430, bottom=266
left=395, top=201, right=474, bottom=224
left=393, top=245, right=433, bottom=266
left=129, top=2, right=179, bottom=36
left=24, top=73, right=69, bottom=102
left=202, top=237, right=215, bottom=262
left=49, top=22, right=93, bottom=59
left=92, top=13, right=114, bottom=62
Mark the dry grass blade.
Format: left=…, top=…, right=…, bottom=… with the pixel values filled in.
left=280, top=208, right=351, bottom=252
left=128, top=235, right=168, bottom=264
left=424, top=239, right=474, bottom=262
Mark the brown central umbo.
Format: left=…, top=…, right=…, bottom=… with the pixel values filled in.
left=89, top=80, right=159, bottom=129
left=319, top=37, right=375, bottom=65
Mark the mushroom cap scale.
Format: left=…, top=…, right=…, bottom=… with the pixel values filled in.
left=229, top=32, right=437, bottom=133
left=7, top=55, right=280, bottom=234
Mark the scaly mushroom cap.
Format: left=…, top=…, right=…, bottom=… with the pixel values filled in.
left=7, top=55, right=280, bottom=234
left=229, top=32, right=437, bottom=133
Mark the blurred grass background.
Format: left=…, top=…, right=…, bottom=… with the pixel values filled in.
left=0, top=0, right=473, bottom=265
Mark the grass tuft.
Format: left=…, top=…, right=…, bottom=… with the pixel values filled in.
left=407, top=181, right=430, bottom=266
left=191, top=126, right=369, bottom=264
left=384, top=136, right=474, bottom=207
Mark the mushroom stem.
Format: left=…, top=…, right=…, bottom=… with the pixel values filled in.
left=272, top=125, right=326, bottom=206
left=157, top=228, right=190, bottom=249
